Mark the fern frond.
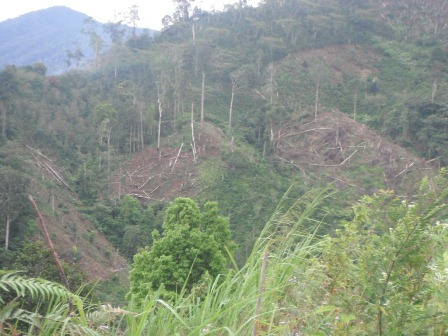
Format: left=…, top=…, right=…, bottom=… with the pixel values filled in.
left=0, top=270, right=72, bottom=304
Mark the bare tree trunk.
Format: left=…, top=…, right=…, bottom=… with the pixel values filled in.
left=353, top=91, right=358, bottom=121
left=314, top=81, right=320, bottom=121
left=129, top=125, right=133, bottom=153
left=201, top=70, right=205, bottom=127
left=171, top=143, right=184, bottom=173
left=107, top=128, right=111, bottom=180
left=95, top=38, right=100, bottom=68
left=1, top=101, right=6, bottom=138
left=269, top=64, right=274, bottom=104
left=432, top=80, right=437, bottom=103
left=5, top=214, right=10, bottom=250
left=191, top=102, right=197, bottom=163
left=336, top=112, right=340, bottom=145
left=229, top=83, right=235, bottom=134
left=157, top=86, right=163, bottom=160
left=28, top=195, right=73, bottom=312
left=132, top=127, right=136, bottom=152
left=139, top=105, right=144, bottom=149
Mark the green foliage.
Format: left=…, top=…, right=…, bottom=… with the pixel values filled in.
left=84, top=196, right=162, bottom=259
left=0, top=160, right=32, bottom=252
left=128, top=198, right=236, bottom=302
left=3, top=173, right=448, bottom=334
left=121, top=173, right=448, bottom=335
left=319, top=171, right=448, bottom=334
left=199, top=151, right=292, bottom=264
left=0, top=270, right=72, bottom=306
left=405, top=102, right=448, bottom=165
left=119, top=195, right=144, bottom=227
left=13, top=241, right=89, bottom=293
left=0, top=270, right=98, bottom=335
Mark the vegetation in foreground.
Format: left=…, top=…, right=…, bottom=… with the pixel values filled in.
left=1, top=170, right=448, bottom=335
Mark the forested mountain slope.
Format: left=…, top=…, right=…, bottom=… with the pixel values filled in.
left=0, top=0, right=447, bottom=301
left=0, top=6, right=154, bottom=74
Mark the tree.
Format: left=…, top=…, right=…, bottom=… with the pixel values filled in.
left=83, top=18, right=104, bottom=68
left=128, top=198, right=236, bottom=301
left=195, top=40, right=214, bottom=126
left=125, top=5, right=140, bottom=39
left=228, top=66, right=250, bottom=134
left=103, top=20, right=125, bottom=45
left=14, top=241, right=88, bottom=292
left=173, top=0, right=192, bottom=22
left=93, top=103, right=117, bottom=176
left=0, top=167, right=29, bottom=250
left=65, top=47, right=84, bottom=69
left=320, top=171, right=448, bottom=335
left=118, top=195, right=150, bottom=258
left=0, top=67, right=18, bottom=139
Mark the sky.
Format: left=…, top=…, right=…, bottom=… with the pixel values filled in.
left=0, top=0, right=260, bottom=31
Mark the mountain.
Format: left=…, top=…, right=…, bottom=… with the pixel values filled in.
left=0, top=6, right=155, bottom=74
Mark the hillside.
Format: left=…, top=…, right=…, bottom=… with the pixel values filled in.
left=0, top=142, right=127, bottom=279
left=0, top=6, right=155, bottom=74
left=0, top=0, right=447, bottom=304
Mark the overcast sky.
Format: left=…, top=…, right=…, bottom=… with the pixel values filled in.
left=0, top=0, right=260, bottom=30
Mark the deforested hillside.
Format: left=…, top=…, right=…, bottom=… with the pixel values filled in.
left=1, top=0, right=447, bottom=305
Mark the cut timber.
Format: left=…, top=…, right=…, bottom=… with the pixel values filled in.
left=138, top=176, right=153, bottom=190
left=28, top=195, right=73, bottom=312
left=171, top=143, right=184, bottom=173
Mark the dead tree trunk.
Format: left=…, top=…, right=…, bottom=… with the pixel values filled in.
left=28, top=195, right=73, bottom=312
left=229, top=80, right=236, bottom=134
left=5, top=214, right=10, bottom=250
left=201, top=70, right=205, bottom=127
left=171, top=143, right=184, bottom=173
left=191, top=102, right=197, bottom=163
left=139, top=104, right=144, bottom=148
left=314, top=81, right=320, bottom=121
left=1, top=101, right=6, bottom=138
left=157, top=86, right=163, bottom=160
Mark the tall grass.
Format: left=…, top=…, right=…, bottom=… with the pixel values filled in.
left=113, top=187, right=332, bottom=335
left=1, top=187, right=335, bottom=335
left=7, top=177, right=448, bottom=335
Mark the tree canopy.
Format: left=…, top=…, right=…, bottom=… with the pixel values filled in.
left=128, top=198, right=236, bottom=300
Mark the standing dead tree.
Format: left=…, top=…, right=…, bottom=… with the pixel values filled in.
left=191, top=102, right=197, bottom=163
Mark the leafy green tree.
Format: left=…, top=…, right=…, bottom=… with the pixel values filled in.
left=93, top=103, right=117, bottom=178
left=0, top=66, right=19, bottom=139
left=0, top=166, right=30, bottom=250
left=118, top=195, right=151, bottom=258
left=128, top=198, right=236, bottom=301
left=320, top=170, right=448, bottom=335
left=119, top=194, right=144, bottom=226
left=13, top=241, right=88, bottom=293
